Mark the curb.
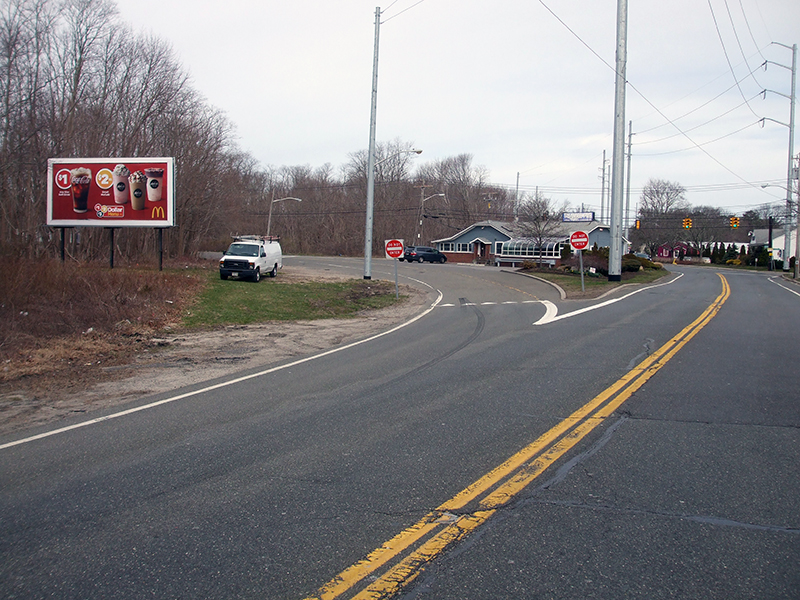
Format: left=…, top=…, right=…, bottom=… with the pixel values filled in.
left=502, top=269, right=567, bottom=300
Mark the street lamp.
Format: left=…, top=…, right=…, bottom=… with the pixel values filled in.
left=364, top=148, right=422, bottom=279
left=416, top=193, right=444, bottom=243
left=267, top=191, right=302, bottom=238
left=762, top=181, right=800, bottom=278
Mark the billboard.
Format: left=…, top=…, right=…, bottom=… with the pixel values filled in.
left=47, top=157, right=174, bottom=228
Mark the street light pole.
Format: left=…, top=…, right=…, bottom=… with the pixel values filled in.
left=765, top=42, right=796, bottom=271
left=363, top=146, right=421, bottom=278
left=364, top=6, right=381, bottom=280
left=608, top=0, right=628, bottom=281
left=362, top=7, right=422, bottom=279
left=267, top=190, right=302, bottom=238
left=416, top=193, right=444, bottom=243
left=785, top=43, right=796, bottom=272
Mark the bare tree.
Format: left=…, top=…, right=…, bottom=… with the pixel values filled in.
left=513, top=191, right=570, bottom=267
left=630, top=178, right=690, bottom=257
left=639, top=178, right=688, bottom=216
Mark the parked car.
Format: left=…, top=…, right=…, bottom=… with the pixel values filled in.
left=219, top=235, right=282, bottom=281
left=403, top=245, right=447, bottom=263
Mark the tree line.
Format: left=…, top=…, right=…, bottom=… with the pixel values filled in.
left=628, top=178, right=782, bottom=258
left=1, top=0, right=516, bottom=263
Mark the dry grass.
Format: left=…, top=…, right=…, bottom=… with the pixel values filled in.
left=1, top=258, right=206, bottom=386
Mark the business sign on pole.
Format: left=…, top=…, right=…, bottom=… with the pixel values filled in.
left=385, top=239, right=404, bottom=259
left=47, top=157, right=175, bottom=228
left=562, top=212, right=595, bottom=223
left=570, top=231, right=589, bottom=250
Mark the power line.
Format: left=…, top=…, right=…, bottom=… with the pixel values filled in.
left=722, top=0, right=765, bottom=89
left=537, top=0, right=765, bottom=195
left=381, top=0, right=428, bottom=23
left=536, top=0, right=616, bottom=75
left=737, top=0, right=769, bottom=62
left=634, top=64, right=765, bottom=135
left=707, top=0, right=763, bottom=117
left=635, top=98, right=762, bottom=146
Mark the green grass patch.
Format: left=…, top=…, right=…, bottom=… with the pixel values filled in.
left=182, top=273, right=401, bottom=329
left=524, top=268, right=665, bottom=294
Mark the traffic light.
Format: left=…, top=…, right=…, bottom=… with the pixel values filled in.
left=682, top=217, right=693, bottom=229
left=635, top=219, right=640, bottom=229
left=730, top=216, right=740, bottom=228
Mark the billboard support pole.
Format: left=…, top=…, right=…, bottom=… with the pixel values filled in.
left=158, top=228, right=163, bottom=271
left=108, top=228, right=115, bottom=269
left=59, top=228, right=66, bottom=262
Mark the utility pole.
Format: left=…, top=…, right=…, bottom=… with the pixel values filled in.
left=363, top=6, right=381, bottom=280
left=608, top=0, right=628, bottom=281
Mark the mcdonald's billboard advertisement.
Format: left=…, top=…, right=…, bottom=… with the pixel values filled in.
left=47, top=157, right=174, bottom=228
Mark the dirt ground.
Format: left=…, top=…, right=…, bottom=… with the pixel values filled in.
left=0, top=267, right=430, bottom=437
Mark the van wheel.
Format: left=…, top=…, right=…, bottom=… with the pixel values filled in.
left=253, top=268, right=261, bottom=282
left=220, top=273, right=228, bottom=280
left=269, top=263, right=277, bottom=277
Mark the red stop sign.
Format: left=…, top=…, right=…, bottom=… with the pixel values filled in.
left=570, top=231, right=589, bottom=250
left=385, top=239, right=404, bottom=258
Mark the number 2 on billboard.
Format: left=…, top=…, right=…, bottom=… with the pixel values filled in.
left=95, top=168, right=113, bottom=189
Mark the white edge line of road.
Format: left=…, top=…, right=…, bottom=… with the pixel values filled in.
left=1, top=285, right=444, bottom=451
left=769, top=276, right=800, bottom=297
left=533, top=273, right=684, bottom=326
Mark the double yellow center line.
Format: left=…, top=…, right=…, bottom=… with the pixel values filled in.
left=305, top=274, right=730, bottom=600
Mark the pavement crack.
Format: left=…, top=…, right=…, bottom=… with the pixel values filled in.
left=626, top=338, right=655, bottom=370
left=528, top=498, right=800, bottom=535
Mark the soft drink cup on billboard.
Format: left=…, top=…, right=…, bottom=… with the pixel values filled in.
left=70, top=167, right=91, bottom=213
left=144, top=167, right=164, bottom=202
left=112, top=164, right=130, bottom=204
left=129, top=170, right=147, bottom=210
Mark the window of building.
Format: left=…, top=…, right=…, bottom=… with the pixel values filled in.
left=456, top=243, right=473, bottom=253
left=498, top=239, right=563, bottom=259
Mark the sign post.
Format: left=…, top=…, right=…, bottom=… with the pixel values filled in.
left=385, top=239, right=404, bottom=299
left=570, top=231, right=589, bottom=292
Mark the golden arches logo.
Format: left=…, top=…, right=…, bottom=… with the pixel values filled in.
left=151, top=205, right=165, bottom=220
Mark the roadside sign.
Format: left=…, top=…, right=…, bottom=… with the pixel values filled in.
left=385, top=239, right=404, bottom=259
left=47, top=157, right=174, bottom=228
left=570, top=231, right=589, bottom=293
left=385, top=239, right=404, bottom=299
left=570, top=231, right=589, bottom=250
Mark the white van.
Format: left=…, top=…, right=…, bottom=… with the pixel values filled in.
left=219, top=236, right=282, bottom=282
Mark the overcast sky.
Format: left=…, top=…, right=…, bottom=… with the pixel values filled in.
left=114, top=0, right=799, bottom=218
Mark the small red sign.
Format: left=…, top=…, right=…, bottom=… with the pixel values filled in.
left=385, top=239, right=404, bottom=259
left=570, top=231, right=589, bottom=250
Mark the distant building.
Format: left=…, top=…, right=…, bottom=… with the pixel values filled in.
left=431, top=220, right=625, bottom=267
left=749, top=228, right=796, bottom=262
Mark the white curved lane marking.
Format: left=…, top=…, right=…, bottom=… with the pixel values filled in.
left=533, top=273, right=683, bottom=326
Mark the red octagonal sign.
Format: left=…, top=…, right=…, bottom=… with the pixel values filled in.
left=385, top=239, right=404, bottom=258
left=570, top=231, right=589, bottom=250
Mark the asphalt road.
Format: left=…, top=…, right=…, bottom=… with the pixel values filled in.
left=2, top=259, right=799, bottom=599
